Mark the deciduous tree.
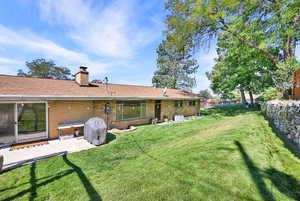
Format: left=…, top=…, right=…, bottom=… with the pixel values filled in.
left=199, top=89, right=212, bottom=100
left=164, top=0, right=300, bottom=95
left=207, top=32, right=275, bottom=106
left=18, top=58, right=72, bottom=80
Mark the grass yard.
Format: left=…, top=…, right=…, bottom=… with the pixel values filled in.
left=1, top=105, right=300, bottom=201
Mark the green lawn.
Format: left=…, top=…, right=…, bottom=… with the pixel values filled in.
left=1, top=105, right=300, bottom=201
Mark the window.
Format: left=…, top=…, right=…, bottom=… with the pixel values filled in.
left=116, top=101, right=146, bottom=120
left=175, top=101, right=183, bottom=107
left=17, top=103, right=46, bottom=134
left=189, top=100, right=196, bottom=106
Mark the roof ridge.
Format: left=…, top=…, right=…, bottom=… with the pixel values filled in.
left=99, top=82, right=186, bottom=91
left=98, top=82, right=161, bottom=89
left=0, top=74, right=75, bottom=82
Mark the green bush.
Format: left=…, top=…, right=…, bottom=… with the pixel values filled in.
left=256, top=87, right=278, bottom=103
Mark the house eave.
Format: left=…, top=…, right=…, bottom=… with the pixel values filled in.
left=0, top=95, right=200, bottom=101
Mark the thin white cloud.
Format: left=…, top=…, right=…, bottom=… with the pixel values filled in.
left=0, top=57, right=24, bottom=75
left=39, top=0, right=161, bottom=59
left=0, top=65, right=19, bottom=75
left=0, top=57, right=22, bottom=65
left=0, top=24, right=116, bottom=75
left=115, top=79, right=151, bottom=86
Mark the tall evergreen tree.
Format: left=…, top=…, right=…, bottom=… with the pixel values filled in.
left=152, top=40, right=199, bottom=91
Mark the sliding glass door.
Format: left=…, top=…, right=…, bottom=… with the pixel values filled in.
left=0, top=104, right=16, bottom=145
left=0, top=102, right=47, bottom=145
left=17, top=103, right=47, bottom=142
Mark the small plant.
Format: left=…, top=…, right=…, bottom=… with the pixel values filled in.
left=163, top=115, right=168, bottom=122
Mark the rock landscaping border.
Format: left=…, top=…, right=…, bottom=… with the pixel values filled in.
left=261, top=100, right=300, bottom=149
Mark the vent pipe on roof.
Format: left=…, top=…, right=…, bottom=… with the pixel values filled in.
left=75, top=66, right=89, bottom=86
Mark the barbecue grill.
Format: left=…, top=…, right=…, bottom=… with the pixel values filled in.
left=84, top=117, right=107, bottom=146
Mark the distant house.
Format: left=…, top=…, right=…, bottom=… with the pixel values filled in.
left=0, top=67, right=200, bottom=145
left=201, top=99, right=216, bottom=107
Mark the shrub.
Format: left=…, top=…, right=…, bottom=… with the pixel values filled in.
left=256, top=87, right=279, bottom=103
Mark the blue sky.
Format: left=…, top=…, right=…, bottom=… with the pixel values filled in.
left=0, top=0, right=216, bottom=92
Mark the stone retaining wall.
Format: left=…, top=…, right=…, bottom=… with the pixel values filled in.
left=261, top=101, right=300, bottom=148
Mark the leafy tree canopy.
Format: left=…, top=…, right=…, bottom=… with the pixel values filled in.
left=256, top=87, right=279, bottom=103
left=199, top=89, right=213, bottom=99
left=18, top=58, right=72, bottom=80
left=164, top=0, right=300, bottom=94
left=207, top=31, right=275, bottom=105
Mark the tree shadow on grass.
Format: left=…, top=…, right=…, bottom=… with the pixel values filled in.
left=29, top=162, right=37, bottom=201
left=2, top=153, right=103, bottom=201
left=0, top=173, right=62, bottom=193
left=235, top=141, right=300, bottom=201
left=235, top=141, right=277, bottom=201
left=265, top=168, right=300, bottom=201
left=130, top=133, right=300, bottom=201
left=129, top=134, right=257, bottom=201
left=2, top=168, right=74, bottom=201
left=62, top=155, right=102, bottom=201
left=2, top=162, right=39, bottom=201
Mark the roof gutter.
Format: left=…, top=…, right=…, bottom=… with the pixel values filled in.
left=0, top=95, right=200, bottom=101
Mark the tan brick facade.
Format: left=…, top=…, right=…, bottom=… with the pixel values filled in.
left=160, top=100, right=199, bottom=119
left=75, top=67, right=89, bottom=86
left=293, top=69, right=300, bottom=99
left=47, top=99, right=200, bottom=139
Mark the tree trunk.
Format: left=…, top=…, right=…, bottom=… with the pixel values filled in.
left=249, top=91, right=254, bottom=107
left=283, top=87, right=292, bottom=99
left=240, top=89, right=246, bottom=104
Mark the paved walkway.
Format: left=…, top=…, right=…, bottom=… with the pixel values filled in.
left=0, top=137, right=96, bottom=172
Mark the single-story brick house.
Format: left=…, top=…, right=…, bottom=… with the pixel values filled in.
left=0, top=67, right=200, bottom=145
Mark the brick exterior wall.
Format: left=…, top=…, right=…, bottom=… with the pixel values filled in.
left=75, top=71, right=89, bottom=86
left=293, top=69, right=300, bottom=99
left=47, top=99, right=200, bottom=139
left=160, top=100, right=199, bottom=119
left=48, top=101, right=95, bottom=138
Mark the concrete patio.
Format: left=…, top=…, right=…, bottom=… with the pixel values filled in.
left=0, top=137, right=96, bottom=172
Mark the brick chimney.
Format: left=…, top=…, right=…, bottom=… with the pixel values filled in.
left=75, top=66, right=89, bottom=86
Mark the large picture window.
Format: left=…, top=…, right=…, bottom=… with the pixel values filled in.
left=116, top=101, right=147, bottom=120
